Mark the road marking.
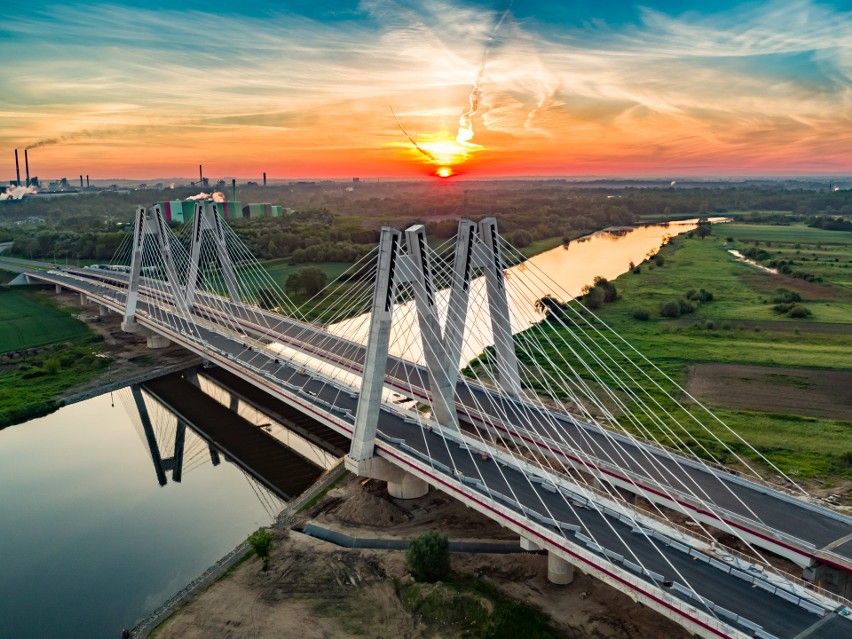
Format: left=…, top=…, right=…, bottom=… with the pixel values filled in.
left=822, top=531, right=852, bottom=552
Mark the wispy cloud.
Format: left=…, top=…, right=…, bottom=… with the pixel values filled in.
left=1, top=0, right=851, bottom=177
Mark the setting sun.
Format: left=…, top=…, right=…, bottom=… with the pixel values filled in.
left=436, top=167, right=453, bottom=178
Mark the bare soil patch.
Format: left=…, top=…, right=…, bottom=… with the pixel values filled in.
left=739, top=271, right=843, bottom=301
left=686, top=363, right=852, bottom=420
left=153, top=475, right=690, bottom=639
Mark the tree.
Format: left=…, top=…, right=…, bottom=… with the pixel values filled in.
left=248, top=528, right=274, bottom=571
left=406, top=531, right=450, bottom=582
left=285, top=266, right=328, bottom=297
left=535, top=295, right=564, bottom=321
left=695, top=218, right=712, bottom=238
left=581, top=285, right=605, bottom=310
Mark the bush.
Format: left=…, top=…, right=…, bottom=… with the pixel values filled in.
left=248, top=528, right=275, bottom=571
left=653, top=254, right=665, bottom=267
left=773, top=288, right=802, bottom=304
left=678, top=299, right=695, bottom=315
left=632, top=308, right=650, bottom=321
left=592, top=276, right=618, bottom=302
left=788, top=304, right=811, bottom=319
left=582, top=285, right=605, bottom=310
left=42, top=358, right=61, bottom=375
left=406, top=531, right=450, bottom=582
left=483, top=600, right=556, bottom=639
left=660, top=301, right=682, bottom=318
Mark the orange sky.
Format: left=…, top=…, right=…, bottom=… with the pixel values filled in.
left=3, top=1, right=851, bottom=180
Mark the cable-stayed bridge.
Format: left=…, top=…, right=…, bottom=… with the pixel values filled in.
left=8, top=202, right=852, bottom=639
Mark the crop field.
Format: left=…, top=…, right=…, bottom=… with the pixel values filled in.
left=0, top=287, right=91, bottom=353
left=516, top=223, right=852, bottom=484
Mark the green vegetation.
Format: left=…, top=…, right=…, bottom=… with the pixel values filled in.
left=0, top=285, right=109, bottom=428
left=399, top=573, right=560, bottom=639
left=513, top=223, right=852, bottom=483
left=0, top=286, right=91, bottom=353
left=247, top=528, right=274, bottom=572
left=406, top=531, right=450, bottom=582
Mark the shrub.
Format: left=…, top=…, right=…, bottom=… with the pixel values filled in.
left=660, top=301, right=682, bottom=318
left=406, top=531, right=450, bottom=582
left=654, top=254, right=665, bottom=267
left=773, top=288, right=802, bottom=304
left=592, top=276, right=618, bottom=302
left=248, top=528, right=275, bottom=571
left=42, top=358, right=61, bottom=375
left=582, top=285, right=605, bottom=310
left=678, top=299, right=695, bottom=315
left=632, top=308, right=650, bottom=321
left=788, top=304, right=811, bottom=319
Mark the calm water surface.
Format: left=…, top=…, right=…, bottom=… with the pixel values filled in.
left=0, top=390, right=282, bottom=639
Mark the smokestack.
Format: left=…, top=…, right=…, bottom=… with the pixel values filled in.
left=199, top=164, right=203, bottom=186
left=86, top=175, right=90, bottom=189
left=15, top=149, right=21, bottom=186
left=80, top=175, right=84, bottom=189
left=263, top=172, right=267, bottom=187
left=232, top=178, right=236, bottom=203
left=25, top=150, right=30, bottom=187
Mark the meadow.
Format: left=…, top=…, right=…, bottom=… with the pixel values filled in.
left=516, top=223, right=852, bottom=484
left=0, top=286, right=109, bottom=427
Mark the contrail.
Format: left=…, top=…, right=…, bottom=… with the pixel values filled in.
left=457, top=5, right=512, bottom=145
left=390, top=106, right=439, bottom=163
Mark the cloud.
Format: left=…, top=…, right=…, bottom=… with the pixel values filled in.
left=1, top=1, right=851, bottom=176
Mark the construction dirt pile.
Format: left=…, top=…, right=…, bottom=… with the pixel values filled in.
left=153, top=474, right=691, bottom=639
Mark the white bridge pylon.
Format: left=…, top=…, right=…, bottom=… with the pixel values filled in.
left=349, top=217, right=520, bottom=463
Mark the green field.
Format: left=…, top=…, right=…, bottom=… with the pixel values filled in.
left=0, top=287, right=92, bottom=353
left=511, top=223, right=852, bottom=483
left=0, top=286, right=108, bottom=427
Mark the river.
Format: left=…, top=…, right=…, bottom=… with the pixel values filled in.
left=0, top=219, right=703, bottom=638
left=0, top=390, right=284, bottom=639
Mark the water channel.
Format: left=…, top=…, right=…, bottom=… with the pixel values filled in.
left=0, top=219, right=704, bottom=638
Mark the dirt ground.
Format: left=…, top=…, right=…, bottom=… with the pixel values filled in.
left=153, top=475, right=691, bottom=639
left=58, top=291, right=198, bottom=395
left=685, top=362, right=852, bottom=421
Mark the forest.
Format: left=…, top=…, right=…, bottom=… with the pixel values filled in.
left=1, top=181, right=850, bottom=264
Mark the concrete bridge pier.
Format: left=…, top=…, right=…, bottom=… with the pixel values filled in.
left=121, top=319, right=170, bottom=349
left=547, top=552, right=574, bottom=585
left=520, top=536, right=541, bottom=551
left=55, top=284, right=62, bottom=294
left=98, top=304, right=110, bottom=317
left=345, top=456, right=429, bottom=500
left=79, top=292, right=88, bottom=306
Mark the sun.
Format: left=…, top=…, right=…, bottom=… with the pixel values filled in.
left=436, top=167, right=453, bottom=178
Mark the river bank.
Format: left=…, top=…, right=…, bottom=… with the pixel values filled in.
left=148, top=473, right=690, bottom=639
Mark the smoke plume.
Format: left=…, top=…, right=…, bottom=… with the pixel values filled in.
left=0, top=185, right=37, bottom=200
left=185, top=192, right=225, bottom=202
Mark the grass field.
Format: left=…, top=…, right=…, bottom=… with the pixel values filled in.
left=0, top=286, right=108, bottom=427
left=0, top=286, right=92, bottom=353
left=514, top=223, right=852, bottom=483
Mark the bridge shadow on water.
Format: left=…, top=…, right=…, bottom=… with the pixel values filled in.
left=126, top=366, right=345, bottom=502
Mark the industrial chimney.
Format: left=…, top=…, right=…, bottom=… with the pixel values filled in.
left=24, top=149, right=30, bottom=187
left=15, top=149, right=21, bottom=186
left=86, top=175, right=90, bottom=189
left=199, top=164, right=203, bottom=186
left=80, top=175, right=84, bottom=189
left=263, top=172, right=267, bottom=187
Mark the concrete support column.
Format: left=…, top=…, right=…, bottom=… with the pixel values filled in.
left=98, top=305, right=110, bottom=317
left=79, top=293, right=88, bottom=305
left=520, top=536, right=542, bottom=551
left=547, top=552, right=574, bottom=585
left=344, top=456, right=429, bottom=500
left=146, top=333, right=170, bottom=349
left=55, top=284, right=62, bottom=294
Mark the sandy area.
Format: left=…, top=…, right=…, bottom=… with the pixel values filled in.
left=153, top=475, right=690, bottom=639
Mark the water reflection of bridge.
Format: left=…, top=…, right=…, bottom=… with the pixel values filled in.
left=120, top=368, right=342, bottom=504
